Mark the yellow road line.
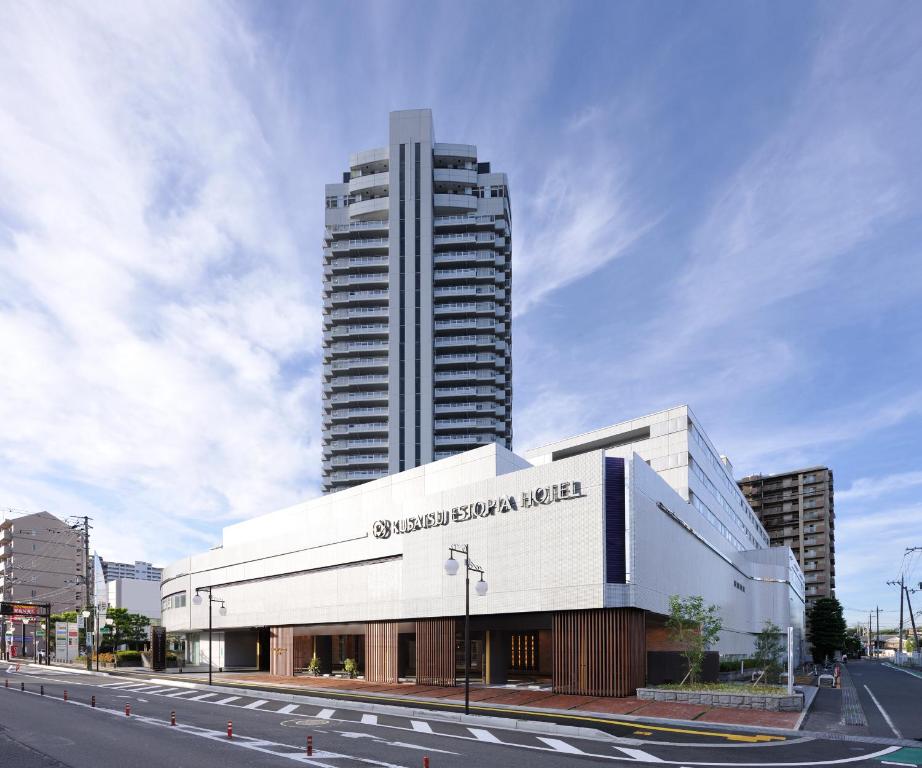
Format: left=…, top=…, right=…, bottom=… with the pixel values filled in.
left=192, top=678, right=786, bottom=744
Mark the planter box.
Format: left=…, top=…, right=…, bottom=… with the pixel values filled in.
left=636, top=687, right=803, bottom=711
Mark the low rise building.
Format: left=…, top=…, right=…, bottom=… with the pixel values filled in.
left=161, top=406, right=804, bottom=692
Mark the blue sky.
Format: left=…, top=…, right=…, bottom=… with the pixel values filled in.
left=1, top=1, right=921, bottom=628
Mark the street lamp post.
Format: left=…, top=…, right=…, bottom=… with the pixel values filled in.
left=21, top=619, right=30, bottom=660
left=82, top=609, right=91, bottom=666
left=192, top=587, right=226, bottom=686
left=444, top=544, right=488, bottom=715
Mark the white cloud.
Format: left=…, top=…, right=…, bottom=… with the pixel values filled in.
left=0, top=3, right=322, bottom=563
left=838, top=470, right=922, bottom=502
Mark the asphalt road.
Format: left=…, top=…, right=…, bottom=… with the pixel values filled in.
left=0, top=664, right=912, bottom=767
left=847, top=660, right=922, bottom=741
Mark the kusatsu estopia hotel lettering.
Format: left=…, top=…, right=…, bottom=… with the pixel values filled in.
left=371, top=481, right=585, bottom=539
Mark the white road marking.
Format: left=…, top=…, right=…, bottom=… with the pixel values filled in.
left=881, top=762, right=916, bottom=766
left=361, top=714, right=378, bottom=725
left=537, top=737, right=584, bottom=754
left=165, top=690, right=194, bottom=697
left=467, top=727, right=501, bottom=743
left=863, top=684, right=903, bottom=739
left=410, top=720, right=432, bottom=734
left=277, top=704, right=299, bottom=714
left=187, top=693, right=217, bottom=701
left=316, top=708, right=336, bottom=719
left=147, top=688, right=180, bottom=695
left=131, top=686, right=163, bottom=693
left=212, top=696, right=241, bottom=705
left=243, top=699, right=269, bottom=709
left=614, top=745, right=666, bottom=762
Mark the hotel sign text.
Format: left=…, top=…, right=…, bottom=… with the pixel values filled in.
left=372, top=481, right=585, bottom=539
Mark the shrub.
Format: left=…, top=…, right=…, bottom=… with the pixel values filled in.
left=343, top=658, right=358, bottom=678
left=307, top=653, right=321, bottom=675
left=116, top=650, right=142, bottom=664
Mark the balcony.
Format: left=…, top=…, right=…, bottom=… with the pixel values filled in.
left=434, top=434, right=495, bottom=447
left=433, top=285, right=495, bottom=299
left=433, top=143, right=477, bottom=160
left=330, top=323, right=389, bottom=339
left=433, top=193, right=477, bottom=212
left=328, top=391, right=389, bottom=405
left=328, top=340, right=389, bottom=356
left=330, top=357, right=388, bottom=373
left=329, top=374, right=388, bottom=389
left=330, top=255, right=389, bottom=271
left=434, top=369, right=502, bottom=384
left=327, top=438, right=388, bottom=453
left=433, top=168, right=478, bottom=186
left=434, top=402, right=501, bottom=416
left=433, top=214, right=497, bottom=229
left=329, top=406, right=389, bottom=421
left=349, top=197, right=389, bottom=219
left=331, top=273, right=389, bottom=288
left=433, top=335, right=498, bottom=351
left=434, top=352, right=503, bottom=367
left=327, top=220, right=389, bottom=235
left=434, top=418, right=499, bottom=431
left=349, top=171, right=389, bottom=195
left=433, top=301, right=496, bottom=316
left=328, top=454, right=389, bottom=468
left=329, top=422, right=388, bottom=437
left=329, top=289, right=389, bottom=306
left=328, top=468, right=389, bottom=483
left=433, top=250, right=499, bottom=266
left=329, top=306, right=389, bottom=322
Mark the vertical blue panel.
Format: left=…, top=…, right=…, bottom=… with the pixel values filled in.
left=605, top=457, right=626, bottom=583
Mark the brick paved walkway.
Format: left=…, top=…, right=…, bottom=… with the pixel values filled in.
left=225, top=673, right=802, bottom=729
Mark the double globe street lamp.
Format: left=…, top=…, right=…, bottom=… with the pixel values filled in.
left=444, top=544, right=487, bottom=715
left=192, top=587, right=226, bottom=686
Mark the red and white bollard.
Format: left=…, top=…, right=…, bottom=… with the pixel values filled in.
left=125, top=703, right=131, bottom=717
left=307, top=735, right=313, bottom=756
left=91, top=695, right=96, bottom=708
left=170, top=710, right=176, bottom=726
left=227, top=720, right=233, bottom=739
left=423, top=757, right=430, bottom=768
left=63, top=689, right=68, bottom=702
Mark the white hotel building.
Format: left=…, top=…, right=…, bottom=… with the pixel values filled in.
left=161, top=406, right=804, bottom=696
left=322, top=109, right=513, bottom=495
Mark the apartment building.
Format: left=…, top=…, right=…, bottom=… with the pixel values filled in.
left=322, top=109, right=513, bottom=494
left=99, top=558, right=162, bottom=582
left=738, top=467, right=836, bottom=610
left=0, top=511, right=87, bottom=614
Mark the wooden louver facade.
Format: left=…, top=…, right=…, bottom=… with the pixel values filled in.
left=552, top=607, right=645, bottom=696
left=269, top=625, right=294, bottom=677
left=364, top=620, right=399, bottom=683
left=415, top=617, right=457, bottom=686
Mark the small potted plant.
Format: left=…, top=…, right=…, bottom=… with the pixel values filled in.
left=343, top=658, right=358, bottom=679
left=307, top=653, right=321, bottom=676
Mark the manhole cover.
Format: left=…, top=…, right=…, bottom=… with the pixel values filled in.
left=281, top=718, right=330, bottom=727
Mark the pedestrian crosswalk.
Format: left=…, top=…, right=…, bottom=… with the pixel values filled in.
left=89, top=679, right=625, bottom=758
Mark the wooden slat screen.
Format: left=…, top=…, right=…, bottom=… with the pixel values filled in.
left=364, top=621, right=399, bottom=683
left=552, top=608, right=645, bottom=696
left=415, top=618, right=457, bottom=686
left=269, top=626, right=294, bottom=677
left=293, top=635, right=312, bottom=671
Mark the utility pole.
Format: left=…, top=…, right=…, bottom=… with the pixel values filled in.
left=886, top=577, right=906, bottom=661
left=68, top=516, right=93, bottom=670
left=876, top=606, right=880, bottom=661
left=868, top=612, right=872, bottom=658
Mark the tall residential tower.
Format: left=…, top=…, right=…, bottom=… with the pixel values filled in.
left=322, top=110, right=512, bottom=494
left=739, top=467, right=836, bottom=612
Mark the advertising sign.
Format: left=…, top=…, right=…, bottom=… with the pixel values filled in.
left=0, top=603, right=42, bottom=617
left=55, top=622, right=71, bottom=662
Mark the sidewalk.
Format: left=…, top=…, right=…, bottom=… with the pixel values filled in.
left=90, top=666, right=805, bottom=731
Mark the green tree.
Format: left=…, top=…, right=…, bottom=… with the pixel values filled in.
left=906, top=635, right=917, bottom=653
left=666, top=595, right=722, bottom=685
left=808, top=597, right=846, bottom=662
left=754, top=620, right=784, bottom=683
left=104, top=608, right=150, bottom=650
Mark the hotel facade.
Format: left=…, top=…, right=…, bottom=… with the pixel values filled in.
left=161, top=406, right=805, bottom=696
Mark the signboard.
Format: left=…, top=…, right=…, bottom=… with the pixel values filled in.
left=372, top=480, right=586, bottom=539
left=54, top=622, right=79, bottom=662
left=0, top=602, right=42, bottom=617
